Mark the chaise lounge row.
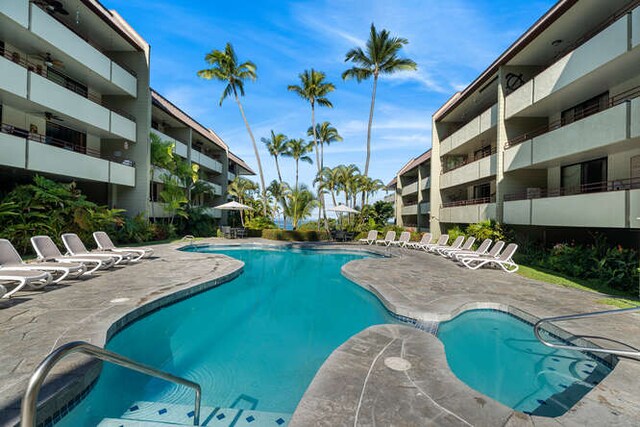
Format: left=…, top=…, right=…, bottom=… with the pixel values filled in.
left=0, top=232, right=154, bottom=299
left=359, top=230, right=518, bottom=273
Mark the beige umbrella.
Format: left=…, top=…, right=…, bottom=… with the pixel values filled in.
left=214, top=201, right=254, bottom=226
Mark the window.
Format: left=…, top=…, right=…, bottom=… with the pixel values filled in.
left=150, top=182, right=161, bottom=202
left=47, top=67, right=88, bottom=98
left=473, top=183, right=491, bottom=200
left=561, top=157, right=607, bottom=195
left=561, top=92, right=608, bottom=126
left=46, top=121, right=87, bottom=153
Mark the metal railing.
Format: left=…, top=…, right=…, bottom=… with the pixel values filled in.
left=442, top=196, right=494, bottom=208
left=442, top=146, right=497, bottom=173
left=503, top=177, right=640, bottom=202
left=506, top=85, right=640, bottom=148
left=534, top=306, right=640, bottom=358
left=20, top=341, right=202, bottom=427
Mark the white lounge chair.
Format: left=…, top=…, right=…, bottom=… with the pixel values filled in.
left=358, top=230, right=378, bottom=245
left=456, top=240, right=504, bottom=262
left=0, top=285, right=6, bottom=298
left=439, top=236, right=476, bottom=257
left=0, top=239, right=86, bottom=283
left=0, top=269, right=53, bottom=298
left=31, top=236, right=111, bottom=273
left=376, top=231, right=396, bottom=246
left=450, top=238, right=492, bottom=260
left=390, top=231, right=411, bottom=247
left=419, top=234, right=448, bottom=252
left=430, top=235, right=463, bottom=254
left=93, top=231, right=153, bottom=262
left=406, top=233, right=432, bottom=250
left=461, top=243, right=519, bottom=272
left=62, top=233, right=130, bottom=265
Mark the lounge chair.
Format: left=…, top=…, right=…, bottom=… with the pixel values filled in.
left=375, top=231, right=396, bottom=246
left=460, top=243, right=519, bottom=272
left=0, top=239, right=85, bottom=283
left=450, top=238, right=492, bottom=260
left=31, top=236, right=112, bottom=273
left=62, top=233, right=130, bottom=265
left=439, top=236, right=476, bottom=257
left=406, top=233, right=432, bottom=250
left=0, top=269, right=53, bottom=298
left=93, top=231, right=153, bottom=262
left=419, top=234, right=448, bottom=252
left=358, top=230, right=378, bottom=245
left=430, top=235, right=463, bottom=254
left=0, top=285, right=5, bottom=298
left=390, top=231, right=411, bottom=247
left=455, top=240, right=504, bottom=262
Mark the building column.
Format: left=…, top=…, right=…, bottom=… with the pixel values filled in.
left=396, top=174, right=403, bottom=227
left=495, top=67, right=508, bottom=223
left=430, top=116, right=442, bottom=238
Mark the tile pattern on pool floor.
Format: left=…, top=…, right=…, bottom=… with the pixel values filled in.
left=96, top=400, right=291, bottom=426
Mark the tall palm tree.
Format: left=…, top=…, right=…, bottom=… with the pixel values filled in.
left=267, top=179, right=290, bottom=229
left=315, top=167, right=340, bottom=208
left=342, top=24, right=417, bottom=177
left=261, top=131, right=288, bottom=185
left=335, top=164, right=361, bottom=208
left=288, top=69, right=335, bottom=230
left=307, top=122, right=342, bottom=172
left=197, top=42, right=267, bottom=216
left=227, top=176, right=258, bottom=225
left=284, top=185, right=318, bottom=230
left=282, top=138, right=313, bottom=191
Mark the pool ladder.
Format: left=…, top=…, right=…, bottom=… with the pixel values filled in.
left=20, top=341, right=202, bottom=427
left=534, top=306, right=640, bottom=358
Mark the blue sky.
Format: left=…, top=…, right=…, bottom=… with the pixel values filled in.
left=105, top=0, right=555, bottom=200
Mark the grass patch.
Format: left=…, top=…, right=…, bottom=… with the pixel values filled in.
left=517, top=264, right=640, bottom=308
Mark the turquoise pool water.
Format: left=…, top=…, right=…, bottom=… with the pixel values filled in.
left=437, top=310, right=612, bottom=417
left=57, top=246, right=396, bottom=425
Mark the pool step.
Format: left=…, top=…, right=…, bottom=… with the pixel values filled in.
left=97, top=400, right=291, bottom=426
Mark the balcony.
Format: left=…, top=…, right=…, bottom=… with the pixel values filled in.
left=440, top=198, right=496, bottom=224
left=228, top=171, right=236, bottom=182
left=505, top=11, right=630, bottom=118
left=401, top=181, right=419, bottom=196
left=440, top=104, right=497, bottom=155
left=504, top=178, right=639, bottom=228
left=634, top=7, right=640, bottom=48
left=0, top=52, right=28, bottom=98
left=441, top=152, right=496, bottom=189
left=504, top=98, right=633, bottom=172
left=203, top=180, right=222, bottom=196
left=402, top=203, right=418, bottom=216
left=383, top=194, right=395, bottom=204
left=202, top=207, right=222, bottom=219
left=192, top=151, right=222, bottom=173
left=0, top=0, right=29, bottom=27
left=419, top=202, right=430, bottom=215
left=0, top=131, right=27, bottom=168
left=151, top=128, right=188, bottom=158
left=420, top=177, right=430, bottom=190
left=29, top=3, right=137, bottom=96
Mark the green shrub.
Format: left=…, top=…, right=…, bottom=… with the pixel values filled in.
left=445, top=225, right=465, bottom=244
left=178, top=207, right=218, bottom=237
left=114, top=214, right=153, bottom=244
left=262, top=229, right=329, bottom=241
left=465, top=220, right=506, bottom=242
left=244, top=216, right=276, bottom=230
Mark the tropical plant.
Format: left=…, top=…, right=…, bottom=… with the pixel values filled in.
left=159, top=176, right=188, bottom=226
left=261, top=130, right=288, bottom=184
left=315, top=167, right=341, bottom=209
left=149, top=132, right=175, bottom=219
left=335, top=164, right=361, bottom=208
left=307, top=122, right=342, bottom=172
left=197, top=42, right=267, bottom=215
left=267, top=179, right=290, bottom=230
left=227, top=176, right=259, bottom=226
left=284, top=185, right=318, bottom=230
left=283, top=138, right=313, bottom=191
left=342, top=24, right=417, bottom=176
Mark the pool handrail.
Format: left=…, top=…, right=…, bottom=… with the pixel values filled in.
left=533, top=306, right=640, bottom=358
left=20, top=341, right=202, bottom=426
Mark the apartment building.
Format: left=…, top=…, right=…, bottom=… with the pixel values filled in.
left=150, top=90, right=254, bottom=220
left=386, top=149, right=431, bottom=231
left=0, top=0, right=253, bottom=224
left=429, top=0, right=640, bottom=244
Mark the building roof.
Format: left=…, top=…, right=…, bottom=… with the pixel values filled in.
left=228, top=152, right=256, bottom=176
left=398, top=149, right=432, bottom=176
left=433, top=0, right=578, bottom=121
left=151, top=89, right=228, bottom=152
left=386, top=176, right=397, bottom=189
left=82, top=0, right=149, bottom=52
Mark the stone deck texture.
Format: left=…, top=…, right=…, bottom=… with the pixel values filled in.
left=0, top=239, right=639, bottom=426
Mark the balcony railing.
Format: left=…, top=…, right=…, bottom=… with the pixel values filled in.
left=504, top=177, right=640, bottom=202
left=442, top=196, right=494, bottom=208
left=1, top=46, right=135, bottom=121
left=506, top=84, right=640, bottom=148
left=1, top=122, right=135, bottom=165
left=30, top=1, right=137, bottom=77
left=442, top=146, right=496, bottom=173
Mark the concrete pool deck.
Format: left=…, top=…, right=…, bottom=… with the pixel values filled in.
left=0, top=238, right=638, bottom=426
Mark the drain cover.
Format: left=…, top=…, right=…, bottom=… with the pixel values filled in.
left=109, top=297, right=130, bottom=303
left=384, top=357, right=412, bottom=371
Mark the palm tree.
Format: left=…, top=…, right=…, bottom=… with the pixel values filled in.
left=342, top=24, right=417, bottom=177
left=267, top=179, right=290, bottom=229
left=261, top=131, right=288, bottom=185
left=282, top=138, right=313, bottom=191
left=149, top=133, right=174, bottom=219
left=335, top=164, right=361, bottom=208
left=360, top=176, right=385, bottom=206
left=288, top=69, right=335, bottom=230
left=197, top=42, right=267, bottom=216
left=227, top=176, right=258, bottom=226
left=285, top=185, right=318, bottom=230
left=315, top=167, right=340, bottom=209
left=307, top=122, right=342, bottom=172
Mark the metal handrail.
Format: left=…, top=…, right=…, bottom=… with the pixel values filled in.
left=20, top=341, right=201, bottom=426
left=534, top=306, right=640, bottom=358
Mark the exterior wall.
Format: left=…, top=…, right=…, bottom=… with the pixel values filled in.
left=440, top=203, right=496, bottom=224
left=440, top=154, right=496, bottom=189
left=0, top=132, right=27, bottom=168
left=0, top=0, right=29, bottom=27
left=0, top=55, right=28, bottom=98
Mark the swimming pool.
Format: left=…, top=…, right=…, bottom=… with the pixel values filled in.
left=57, top=246, right=397, bottom=426
left=437, top=309, right=613, bottom=417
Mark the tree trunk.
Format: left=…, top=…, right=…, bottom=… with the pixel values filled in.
left=234, top=94, right=267, bottom=216
left=364, top=74, right=378, bottom=177
left=149, top=167, right=155, bottom=220
left=275, top=156, right=283, bottom=184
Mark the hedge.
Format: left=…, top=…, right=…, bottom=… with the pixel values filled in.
left=262, top=229, right=330, bottom=241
